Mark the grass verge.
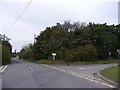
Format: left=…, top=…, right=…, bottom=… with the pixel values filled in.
left=24, top=59, right=118, bottom=65
left=100, top=66, right=118, bottom=83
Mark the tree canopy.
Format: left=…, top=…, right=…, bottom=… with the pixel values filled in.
left=20, top=22, right=120, bottom=62
left=1, top=35, right=12, bottom=65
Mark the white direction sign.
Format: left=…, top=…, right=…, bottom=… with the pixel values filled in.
left=52, top=53, right=56, bottom=61
left=117, top=49, right=120, bottom=55
left=109, top=52, right=111, bottom=55
left=52, top=53, right=56, bottom=56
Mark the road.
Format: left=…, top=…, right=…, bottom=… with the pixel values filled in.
left=2, top=58, right=117, bottom=88
left=0, top=73, right=2, bottom=90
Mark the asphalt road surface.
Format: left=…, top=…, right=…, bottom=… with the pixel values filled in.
left=2, top=58, right=117, bottom=88
left=0, top=73, right=2, bottom=90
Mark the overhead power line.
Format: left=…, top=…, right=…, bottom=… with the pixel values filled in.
left=6, top=0, right=32, bottom=34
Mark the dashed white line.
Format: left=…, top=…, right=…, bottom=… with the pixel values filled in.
left=28, top=66, right=34, bottom=71
left=41, top=64, right=115, bottom=88
left=25, top=64, right=34, bottom=71
left=78, top=67, right=98, bottom=69
left=78, top=68, right=85, bottom=69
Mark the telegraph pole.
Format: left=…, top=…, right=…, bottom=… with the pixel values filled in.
left=118, top=1, right=120, bottom=24
left=34, top=34, right=36, bottom=44
left=15, top=50, right=16, bottom=54
left=3, top=34, right=5, bottom=41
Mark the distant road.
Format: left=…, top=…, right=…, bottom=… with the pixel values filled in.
left=2, top=58, right=117, bottom=88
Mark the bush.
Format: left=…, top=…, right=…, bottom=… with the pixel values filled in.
left=19, top=45, right=34, bottom=59
left=64, top=45, right=97, bottom=62
left=2, top=45, right=11, bottom=65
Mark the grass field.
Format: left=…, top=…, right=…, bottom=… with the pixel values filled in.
left=100, top=66, right=118, bottom=83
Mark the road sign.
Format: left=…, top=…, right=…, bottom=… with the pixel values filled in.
left=52, top=53, right=56, bottom=56
left=109, top=52, right=111, bottom=55
left=52, top=53, right=56, bottom=61
left=117, top=49, right=120, bottom=55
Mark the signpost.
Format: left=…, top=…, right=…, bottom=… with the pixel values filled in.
left=52, top=53, right=56, bottom=61
left=117, top=49, right=120, bottom=89
left=117, top=49, right=120, bottom=60
left=109, top=52, right=111, bottom=60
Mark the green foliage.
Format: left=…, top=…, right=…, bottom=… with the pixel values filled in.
left=19, top=44, right=34, bottom=59
left=64, top=45, right=97, bottom=62
left=12, top=53, right=17, bottom=57
left=0, top=39, right=12, bottom=65
left=25, top=59, right=118, bottom=65
left=26, top=22, right=120, bottom=62
left=2, top=40, right=12, bottom=53
left=2, top=45, right=11, bottom=65
left=88, top=23, right=118, bottom=59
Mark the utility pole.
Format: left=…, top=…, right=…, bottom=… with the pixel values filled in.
left=118, top=1, right=120, bottom=24
left=34, top=34, right=36, bottom=44
left=3, top=34, right=5, bottom=41
left=34, top=34, right=38, bottom=44
left=0, top=34, right=1, bottom=41
left=15, top=50, right=16, bottom=54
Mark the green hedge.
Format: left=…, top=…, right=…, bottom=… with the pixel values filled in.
left=2, top=45, right=11, bottom=65
left=63, top=45, right=97, bottom=62
left=19, top=47, right=34, bottom=59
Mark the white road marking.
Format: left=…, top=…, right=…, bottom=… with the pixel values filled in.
left=102, top=65, right=108, bottom=66
left=25, top=64, right=34, bottom=71
left=0, top=66, right=4, bottom=70
left=41, top=64, right=115, bottom=88
left=78, top=68, right=85, bottom=69
left=78, top=67, right=99, bottom=69
left=78, top=65, right=114, bottom=70
left=0, top=65, right=8, bottom=73
left=28, top=67, right=34, bottom=71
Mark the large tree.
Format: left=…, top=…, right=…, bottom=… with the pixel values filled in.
left=32, top=22, right=119, bottom=61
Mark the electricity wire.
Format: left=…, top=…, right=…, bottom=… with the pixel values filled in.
left=6, top=0, right=32, bottom=34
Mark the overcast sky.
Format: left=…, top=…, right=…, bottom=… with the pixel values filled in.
left=0, top=0, right=119, bottom=52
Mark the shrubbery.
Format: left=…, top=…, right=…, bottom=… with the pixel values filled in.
left=19, top=44, right=34, bottom=59
left=2, top=45, right=11, bottom=65
left=64, top=45, right=97, bottom=62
